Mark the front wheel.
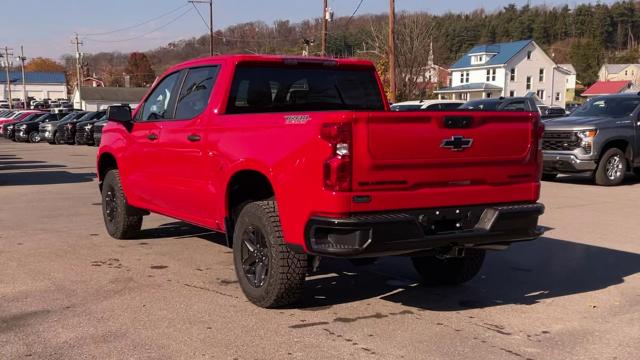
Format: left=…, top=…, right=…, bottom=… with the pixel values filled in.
left=595, top=148, right=627, bottom=186
left=54, top=131, right=64, bottom=145
left=101, top=169, right=143, bottom=239
left=411, top=249, right=486, bottom=286
left=233, top=201, right=307, bottom=308
left=28, top=131, right=41, bottom=143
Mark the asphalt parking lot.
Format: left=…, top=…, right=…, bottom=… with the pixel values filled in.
left=1, top=139, right=640, bottom=360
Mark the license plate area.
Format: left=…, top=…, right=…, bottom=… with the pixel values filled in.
left=416, top=206, right=485, bottom=235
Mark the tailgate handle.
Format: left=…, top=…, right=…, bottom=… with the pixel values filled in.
left=444, top=116, right=473, bottom=129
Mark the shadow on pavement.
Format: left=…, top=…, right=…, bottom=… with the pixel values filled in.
left=136, top=221, right=640, bottom=312
left=0, top=171, right=96, bottom=186
left=547, top=173, right=640, bottom=186
left=296, top=237, right=640, bottom=311
left=135, top=221, right=226, bottom=246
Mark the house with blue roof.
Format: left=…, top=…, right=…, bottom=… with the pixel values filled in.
left=435, top=40, right=570, bottom=106
left=0, top=71, right=67, bottom=103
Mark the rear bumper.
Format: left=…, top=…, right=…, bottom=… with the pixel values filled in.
left=543, top=152, right=597, bottom=172
left=304, top=203, right=544, bottom=257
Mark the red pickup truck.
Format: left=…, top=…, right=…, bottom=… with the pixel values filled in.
left=98, top=55, right=544, bottom=308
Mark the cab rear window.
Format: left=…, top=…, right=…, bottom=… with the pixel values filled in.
left=227, top=65, right=384, bottom=114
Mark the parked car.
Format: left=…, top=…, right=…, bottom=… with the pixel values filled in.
left=3, top=113, right=43, bottom=140
left=60, top=111, right=104, bottom=144
left=460, top=97, right=539, bottom=112
left=15, top=113, right=65, bottom=143
left=76, top=114, right=107, bottom=145
left=390, top=100, right=465, bottom=111
left=97, top=55, right=544, bottom=308
left=40, top=111, right=86, bottom=144
left=91, top=119, right=108, bottom=147
left=540, top=105, right=567, bottom=119
left=542, top=94, right=640, bottom=185
left=0, top=111, right=42, bottom=135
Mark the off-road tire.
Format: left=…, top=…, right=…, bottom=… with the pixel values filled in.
left=541, top=173, right=558, bottom=181
left=28, top=131, right=40, bottom=143
left=101, top=169, right=143, bottom=239
left=595, top=148, right=627, bottom=186
left=233, top=201, right=307, bottom=308
left=411, top=249, right=486, bottom=286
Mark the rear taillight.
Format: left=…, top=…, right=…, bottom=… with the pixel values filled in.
left=321, top=122, right=352, bottom=192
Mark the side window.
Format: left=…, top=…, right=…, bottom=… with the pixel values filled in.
left=140, top=72, right=180, bottom=121
left=501, top=100, right=527, bottom=111
left=175, top=66, right=220, bottom=119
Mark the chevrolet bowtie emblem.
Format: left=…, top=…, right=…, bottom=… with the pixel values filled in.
left=441, top=136, right=473, bottom=151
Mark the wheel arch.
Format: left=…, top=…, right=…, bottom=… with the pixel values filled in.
left=600, top=138, right=632, bottom=164
left=225, top=169, right=276, bottom=246
left=97, top=152, right=118, bottom=184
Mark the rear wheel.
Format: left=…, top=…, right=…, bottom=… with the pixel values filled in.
left=595, top=148, right=626, bottom=186
left=233, top=201, right=307, bottom=308
left=101, top=169, right=143, bottom=239
left=28, top=131, right=40, bottom=143
left=411, top=249, right=485, bottom=286
left=541, top=173, right=558, bottom=181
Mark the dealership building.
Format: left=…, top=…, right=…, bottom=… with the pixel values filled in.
left=0, top=71, right=67, bottom=101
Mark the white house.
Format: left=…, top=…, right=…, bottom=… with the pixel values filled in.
left=72, top=86, right=147, bottom=111
left=558, top=64, right=577, bottom=102
left=435, top=40, right=569, bottom=107
left=0, top=72, right=67, bottom=101
left=598, top=64, right=640, bottom=83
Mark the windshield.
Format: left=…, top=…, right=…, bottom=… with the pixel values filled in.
left=58, top=112, right=78, bottom=122
left=391, top=104, right=424, bottom=111
left=459, top=99, right=501, bottom=111
left=572, top=97, right=640, bottom=118
left=227, top=65, right=385, bottom=114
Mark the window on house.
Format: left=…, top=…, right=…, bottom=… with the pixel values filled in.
left=526, top=76, right=532, bottom=90
left=460, top=72, right=464, bottom=83
left=486, top=69, right=490, bottom=81
left=510, top=68, right=516, bottom=81
left=509, top=90, right=515, bottom=97
left=625, top=70, right=628, bottom=76
left=465, top=72, right=469, bottom=83
left=486, top=92, right=492, bottom=98
left=491, top=69, right=496, bottom=81
left=539, top=68, right=545, bottom=82
left=527, top=51, right=532, bottom=60
left=461, top=93, right=468, bottom=100
left=536, top=89, right=545, bottom=99
left=555, top=92, right=561, bottom=101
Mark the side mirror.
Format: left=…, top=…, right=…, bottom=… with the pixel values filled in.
left=107, top=105, right=132, bottom=123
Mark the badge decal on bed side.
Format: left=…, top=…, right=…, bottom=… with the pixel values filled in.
left=285, top=115, right=311, bottom=124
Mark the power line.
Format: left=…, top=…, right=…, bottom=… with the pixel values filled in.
left=84, top=8, right=194, bottom=43
left=190, top=2, right=211, bottom=32
left=344, top=0, right=365, bottom=30
left=80, top=3, right=190, bottom=36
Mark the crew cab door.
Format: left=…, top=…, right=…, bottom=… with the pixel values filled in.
left=154, top=66, right=221, bottom=225
left=125, top=71, right=181, bottom=208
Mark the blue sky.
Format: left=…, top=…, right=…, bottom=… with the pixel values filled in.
left=0, top=0, right=619, bottom=60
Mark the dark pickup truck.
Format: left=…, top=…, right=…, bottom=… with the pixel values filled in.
left=542, top=94, right=640, bottom=185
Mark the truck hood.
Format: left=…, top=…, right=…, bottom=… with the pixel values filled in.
left=543, top=116, right=619, bottom=130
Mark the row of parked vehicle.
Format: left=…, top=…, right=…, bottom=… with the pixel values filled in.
left=0, top=109, right=107, bottom=146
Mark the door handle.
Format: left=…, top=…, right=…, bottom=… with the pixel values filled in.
left=187, top=134, right=201, bottom=142
left=147, top=133, right=158, bottom=141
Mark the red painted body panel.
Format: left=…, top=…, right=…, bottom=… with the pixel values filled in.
left=97, top=55, right=542, bottom=252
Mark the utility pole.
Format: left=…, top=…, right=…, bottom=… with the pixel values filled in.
left=388, top=0, right=397, bottom=103
left=321, top=0, right=328, bottom=56
left=17, top=46, right=27, bottom=109
left=189, top=0, right=214, bottom=56
left=1, top=46, right=14, bottom=109
left=71, top=33, right=83, bottom=107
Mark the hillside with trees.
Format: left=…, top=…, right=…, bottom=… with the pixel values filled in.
left=62, top=1, right=640, bottom=101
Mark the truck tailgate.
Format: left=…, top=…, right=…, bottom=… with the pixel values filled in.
left=352, top=111, right=541, bottom=193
